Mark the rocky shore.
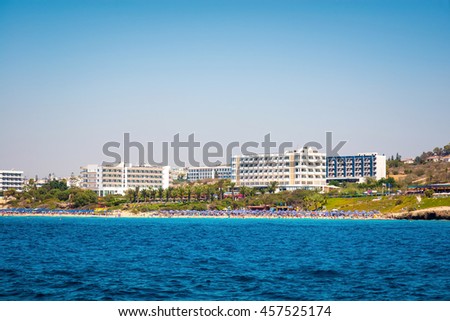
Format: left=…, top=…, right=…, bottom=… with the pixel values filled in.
left=389, top=207, right=450, bottom=220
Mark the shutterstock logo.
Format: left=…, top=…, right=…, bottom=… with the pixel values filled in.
left=102, top=132, right=346, bottom=167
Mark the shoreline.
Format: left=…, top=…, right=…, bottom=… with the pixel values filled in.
left=0, top=213, right=391, bottom=220
left=1, top=206, right=450, bottom=220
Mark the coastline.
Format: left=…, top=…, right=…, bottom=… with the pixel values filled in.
left=2, top=207, right=450, bottom=220
left=1, top=208, right=449, bottom=220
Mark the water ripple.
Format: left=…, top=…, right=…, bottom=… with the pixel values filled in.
left=0, top=217, right=448, bottom=300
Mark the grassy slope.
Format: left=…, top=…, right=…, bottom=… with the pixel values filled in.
left=325, top=195, right=450, bottom=213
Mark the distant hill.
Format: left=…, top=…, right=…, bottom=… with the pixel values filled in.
left=387, top=161, right=450, bottom=186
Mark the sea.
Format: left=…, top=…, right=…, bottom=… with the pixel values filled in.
left=0, top=216, right=449, bottom=300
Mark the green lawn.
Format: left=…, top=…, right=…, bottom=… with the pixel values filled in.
left=325, top=195, right=450, bottom=213
left=419, top=197, right=450, bottom=209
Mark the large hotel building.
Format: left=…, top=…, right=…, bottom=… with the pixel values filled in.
left=80, top=163, right=169, bottom=196
left=0, top=170, right=24, bottom=192
left=231, top=149, right=387, bottom=190
left=326, top=153, right=386, bottom=183
left=231, top=147, right=327, bottom=190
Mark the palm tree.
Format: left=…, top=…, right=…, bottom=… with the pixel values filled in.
left=194, top=185, right=203, bottom=201
left=267, top=181, right=278, bottom=194
left=149, top=188, right=157, bottom=202
left=170, top=186, right=177, bottom=202
left=134, top=186, right=140, bottom=202
left=178, top=185, right=185, bottom=202
left=166, top=187, right=173, bottom=202
left=140, top=188, right=149, bottom=203
left=229, top=182, right=236, bottom=200
left=217, top=179, right=226, bottom=200
left=157, top=187, right=164, bottom=201
left=207, top=185, right=216, bottom=201
left=186, top=184, right=192, bottom=202
left=239, top=186, right=249, bottom=198
left=125, top=188, right=136, bottom=203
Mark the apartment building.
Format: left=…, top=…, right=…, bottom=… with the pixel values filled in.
left=326, top=153, right=386, bottom=183
left=0, top=170, right=24, bottom=192
left=231, top=147, right=326, bottom=191
left=186, top=165, right=232, bottom=182
left=80, top=163, right=169, bottom=196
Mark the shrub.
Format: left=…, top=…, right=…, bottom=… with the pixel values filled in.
left=73, top=190, right=98, bottom=207
left=424, top=189, right=434, bottom=198
left=416, top=169, right=425, bottom=176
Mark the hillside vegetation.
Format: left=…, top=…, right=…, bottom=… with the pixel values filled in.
left=326, top=195, right=450, bottom=214
left=387, top=161, right=450, bottom=186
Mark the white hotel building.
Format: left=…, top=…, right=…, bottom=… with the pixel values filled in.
left=187, top=165, right=232, bottom=182
left=80, top=163, right=169, bottom=196
left=0, top=170, right=24, bottom=192
left=326, top=153, right=386, bottom=183
left=231, top=147, right=327, bottom=191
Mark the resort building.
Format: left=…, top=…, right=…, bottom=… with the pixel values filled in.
left=426, top=155, right=441, bottom=163
left=326, top=153, right=386, bottom=183
left=231, top=147, right=327, bottom=191
left=170, top=167, right=188, bottom=182
left=186, top=165, right=232, bottom=182
left=401, top=158, right=415, bottom=165
left=0, top=170, right=24, bottom=192
left=80, top=163, right=170, bottom=196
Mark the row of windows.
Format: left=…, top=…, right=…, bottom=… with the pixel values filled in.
left=240, top=168, right=325, bottom=173
left=127, top=170, right=162, bottom=174
left=327, top=160, right=377, bottom=166
left=238, top=174, right=325, bottom=179
left=240, top=181, right=321, bottom=186
left=237, top=162, right=325, bottom=167
left=84, top=174, right=162, bottom=178
left=328, top=171, right=377, bottom=178
left=236, top=155, right=325, bottom=162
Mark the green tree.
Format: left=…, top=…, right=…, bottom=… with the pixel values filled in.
left=125, top=189, right=135, bottom=203
left=239, top=186, right=250, bottom=198
left=248, top=187, right=256, bottom=197
left=157, top=187, right=164, bottom=201
left=433, top=147, right=443, bottom=156
left=171, top=187, right=178, bottom=202
left=73, top=190, right=98, bottom=207
left=165, top=187, right=173, bottom=202
left=4, top=189, right=17, bottom=198
left=424, top=189, right=434, bottom=198
left=229, top=182, right=236, bottom=200
left=194, top=185, right=203, bottom=201
left=186, top=185, right=192, bottom=202
left=45, top=180, right=68, bottom=191
left=267, top=181, right=278, bottom=194
left=177, top=185, right=185, bottom=202
left=140, top=188, right=149, bottom=202
left=149, top=188, right=157, bottom=202
left=444, top=143, right=450, bottom=155
left=134, top=187, right=140, bottom=202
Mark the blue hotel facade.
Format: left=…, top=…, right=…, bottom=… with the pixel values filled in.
left=326, top=153, right=386, bottom=183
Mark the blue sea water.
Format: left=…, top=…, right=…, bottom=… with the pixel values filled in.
left=0, top=217, right=449, bottom=301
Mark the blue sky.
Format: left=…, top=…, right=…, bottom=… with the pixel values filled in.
left=1, top=0, right=449, bottom=177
